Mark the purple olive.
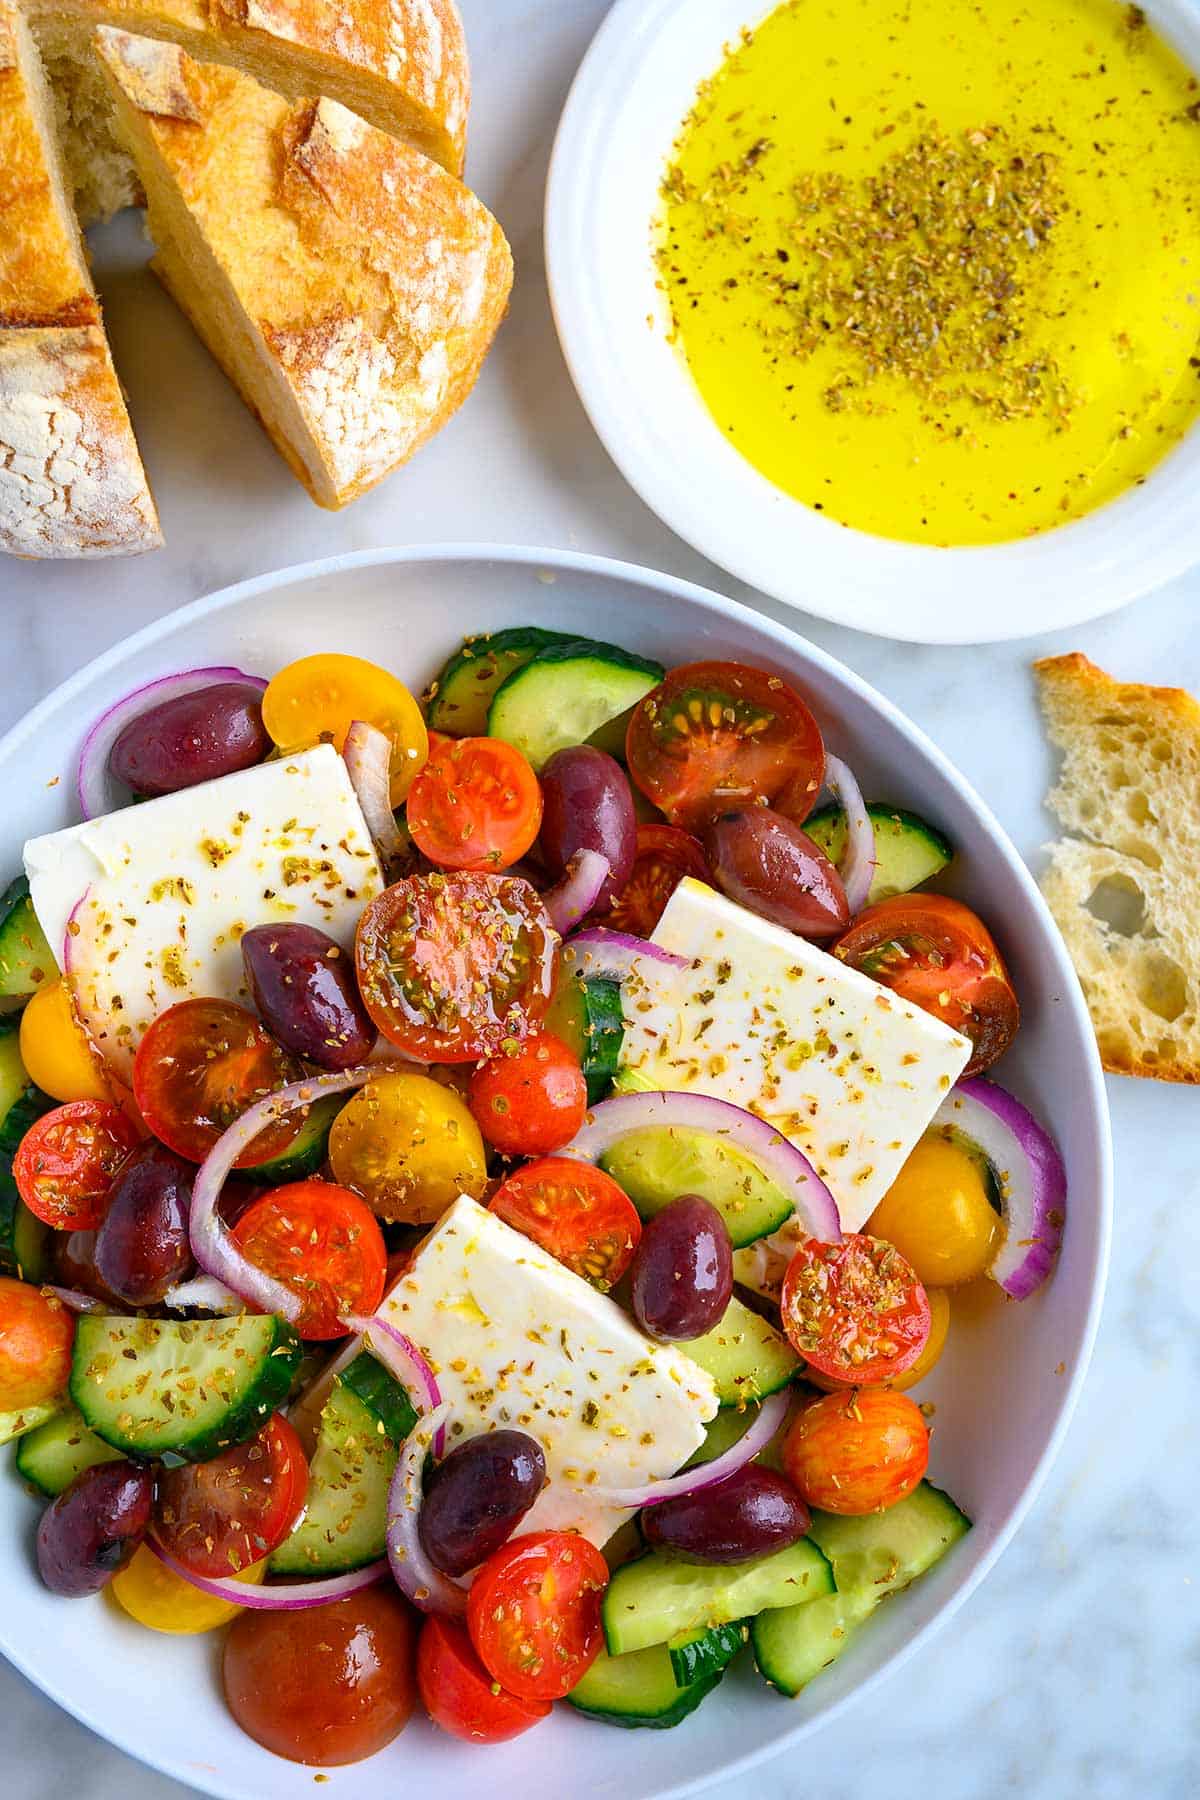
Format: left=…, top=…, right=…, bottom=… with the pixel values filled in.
left=241, top=923, right=373, bottom=1069
left=418, top=1430, right=546, bottom=1576
left=630, top=1194, right=733, bottom=1342
left=108, top=683, right=270, bottom=797
left=539, top=747, right=637, bottom=911
left=93, top=1142, right=194, bottom=1306
left=641, top=1466, right=810, bottom=1563
left=36, top=1462, right=153, bottom=1596
left=704, top=808, right=850, bottom=937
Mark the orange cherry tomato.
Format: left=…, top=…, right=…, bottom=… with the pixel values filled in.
left=467, top=1531, right=608, bottom=1701
left=0, top=1277, right=74, bottom=1409
left=467, top=1032, right=587, bottom=1157
left=407, top=736, right=543, bottom=872
left=230, top=1180, right=387, bottom=1339
left=605, top=824, right=711, bottom=938
left=154, top=1413, right=309, bottom=1577
left=417, top=1615, right=551, bottom=1744
left=261, top=653, right=428, bottom=804
left=489, top=1157, right=642, bottom=1290
left=781, top=1387, right=930, bottom=1514
left=833, top=894, right=1019, bottom=1076
left=781, top=1234, right=930, bottom=1386
left=13, top=1100, right=140, bottom=1230
left=132, top=999, right=304, bottom=1167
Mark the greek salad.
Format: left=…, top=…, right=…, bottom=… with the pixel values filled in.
left=0, top=629, right=1065, bottom=1761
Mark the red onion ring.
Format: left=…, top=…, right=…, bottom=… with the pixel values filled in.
left=542, top=850, right=610, bottom=937
left=162, top=1275, right=246, bottom=1314
left=146, top=1535, right=387, bottom=1611
left=581, top=1388, right=791, bottom=1508
left=385, top=1404, right=468, bottom=1618
left=561, top=927, right=689, bottom=986
left=76, top=667, right=267, bottom=821
left=563, top=1089, right=842, bottom=1243
left=45, top=1285, right=108, bottom=1315
left=344, top=720, right=405, bottom=865
left=822, top=754, right=877, bottom=915
left=934, top=1079, right=1066, bottom=1300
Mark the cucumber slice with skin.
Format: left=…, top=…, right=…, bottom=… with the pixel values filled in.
left=489, top=639, right=664, bottom=772
left=546, top=973, right=625, bottom=1104
left=0, top=877, right=55, bottom=999
left=269, top=1379, right=402, bottom=1575
left=680, top=1297, right=799, bottom=1409
left=15, top=1403, right=123, bottom=1496
left=804, top=804, right=952, bottom=905
left=70, top=1314, right=302, bottom=1463
left=0, top=1397, right=65, bottom=1446
left=426, top=627, right=575, bottom=737
left=337, top=1350, right=417, bottom=1443
left=667, top=1620, right=747, bottom=1687
left=599, top=1126, right=793, bottom=1249
left=241, top=1093, right=344, bottom=1186
left=603, top=1539, right=834, bottom=1657
left=683, top=1403, right=760, bottom=1469
left=568, top=1639, right=723, bottom=1729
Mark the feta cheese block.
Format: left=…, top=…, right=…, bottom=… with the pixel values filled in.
left=618, top=879, right=972, bottom=1235
left=24, top=745, right=383, bottom=1080
left=378, top=1195, right=719, bottom=1549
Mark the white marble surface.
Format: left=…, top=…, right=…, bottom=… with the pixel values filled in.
left=3, top=2, right=1198, bottom=1796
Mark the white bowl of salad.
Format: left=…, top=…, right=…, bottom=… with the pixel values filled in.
left=0, top=546, right=1110, bottom=1800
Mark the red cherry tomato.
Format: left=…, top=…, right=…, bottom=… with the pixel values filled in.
left=489, top=1157, right=642, bottom=1290
left=356, top=874, right=557, bottom=1063
left=154, top=1413, right=309, bottom=1577
left=407, top=736, right=543, bottom=872
left=467, top=1530, right=608, bottom=1701
left=780, top=1234, right=931, bottom=1386
left=417, top=1615, right=551, bottom=1744
left=606, top=824, right=711, bottom=937
left=132, top=999, right=304, bottom=1166
left=833, top=894, right=1019, bottom=1076
left=12, top=1100, right=140, bottom=1230
left=626, top=662, right=825, bottom=832
left=781, top=1387, right=930, bottom=1514
left=230, top=1179, right=387, bottom=1339
left=0, top=1277, right=74, bottom=1410
left=467, top=1032, right=587, bottom=1157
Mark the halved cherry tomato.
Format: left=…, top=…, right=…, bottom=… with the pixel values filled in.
left=110, top=1544, right=267, bottom=1634
left=489, top=1157, right=641, bottom=1290
left=261, top=653, right=428, bottom=804
left=780, top=1234, right=930, bottom=1385
left=0, top=1277, right=74, bottom=1409
left=356, top=874, right=557, bottom=1063
left=606, top=824, right=711, bottom=937
left=154, top=1413, right=309, bottom=1576
left=626, top=662, right=825, bottom=831
left=19, top=979, right=110, bottom=1104
left=230, top=1179, right=387, bottom=1339
left=407, top=736, right=542, bottom=872
left=132, top=999, right=303, bottom=1167
left=466, top=1530, right=608, bottom=1701
left=418, top=1615, right=551, bottom=1744
left=832, top=894, right=1019, bottom=1076
left=328, top=1071, right=488, bottom=1224
left=468, top=1033, right=587, bottom=1157
left=781, top=1387, right=930, bottom=1514
left=13, top=1100, right=140, bottom=1230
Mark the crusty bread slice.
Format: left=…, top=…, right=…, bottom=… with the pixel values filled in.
left=28, top=0, right=469, bottom=222
left=1035, top=651, right=1200, bottom=1083
left=96, top=29, right=511, bottom=510
left=0, top=0, right=159, bottom=557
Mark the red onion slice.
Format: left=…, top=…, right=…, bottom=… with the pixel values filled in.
left=582, top=1388, right=791, bottom=1508
left=344, top=720, right=405, bottom=865
left=146, top=1535, right=387, bottom=1611
left=542, top=850, right=610, bottom=937
left=563, top=1089, right=842, bottom=1243
left=561, top=927, right=689, bottom=986
left=45, top=1285, right=108, bottom=1315
left=76, top=667, right=267, bottom=821
left=385, top=1404, right=468, bottom=1618
left=823, top=754, right=877, bottom=915
left=342, top=1312, right=444, bottom=1452
left=934, top=1079, right=1066, bottom=1300
left=163, top=1275, right=246, bottom=1314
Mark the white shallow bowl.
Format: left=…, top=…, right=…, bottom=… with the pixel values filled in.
left=0, top=546, right=1110, bottom=1800
left=546, top=0, right=1200, bottom=644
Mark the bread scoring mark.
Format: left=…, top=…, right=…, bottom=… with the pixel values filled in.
left=94, top=28, right=203, bottom=124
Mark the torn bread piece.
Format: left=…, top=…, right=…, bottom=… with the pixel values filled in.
left=1035, top=651, right=1200, bottom=1083
left=0, top=0, right=159, bottom=557
left=97, top=28, right=511, bottom=511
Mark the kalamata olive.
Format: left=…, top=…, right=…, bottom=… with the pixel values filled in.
left=641, top=1466, right=810, bottom=1563
left=242, top=923, right=373, bottom=1069
left=418, top=1429, right=546, bottom=1577
left=704, top=808, right=850, bottom=937
left=93, top=1142, right=194, bottom=1306
left=539, top=747, right=637, bottom=911
left=36, top=1461, right=153, bottom=1596
left=630, top=1194, right=732, bottom=1343
left=109, top=683, right=270, bottom=797
left=54, top=1228, right=125, bottom=1308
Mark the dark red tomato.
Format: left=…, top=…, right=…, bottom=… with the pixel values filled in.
left=154, top=1413, right=309, bottom=1577
left=407, top=736, right=543, bottom=872
left=833, top=894, right=1020, bottom=1076
left=467, top=1032, right=587, bottom=1157
left=626, top=662, right=825, bottom=831
left=606, top=824, right=711, bottom=937
left=13, top=1101, right=140, bottom=1230
left=780, top=1234, right=930, bottom=1386
left=132, top=999, right=304, bottom=1166
left=489, top=1157, right=641, bottom=1290
left=356, top=873, right=557, bottom=1063
left=230, top=1179, right=387, bottom=1339
left=781, top=1387, right=929, bottom=1515
left=223, top=1586, right=417, bottom=1766
left=466, top=1531, right=608, bottom=1701
left=418, top=1616, right=550, bottom=1744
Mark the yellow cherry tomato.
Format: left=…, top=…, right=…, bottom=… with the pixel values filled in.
left=109, top=1546, right=266, bottom=1634
left=328, top=1070, right=488, bottom=1224
left=868, top=1133, right=1000, bottom=1287
left=890, top=1287, right=951, bottom=1392
left=261, top=653, right=428, bottom=804
left=19, top=980, right=110, bottom=1103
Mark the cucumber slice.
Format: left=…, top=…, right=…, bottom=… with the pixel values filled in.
left=683, top=1403, right=760, bottom=1469
left=545, top=973, right=625, bottom=1104
left=0, top=1397, right=64, bottom=1446
left=15, top=1403, right=123, bottom=1496
left=599, top=1126, right=793, bottom=1249
left=667, top=1620, right=746, bottom=1687
left=680, top=1297, right=799, bottom=1408
left=0, top=877, right=55, bottom=999
left=568, top=1640, right=722, bottom=1729
left=0, top=1027, right=55, bottom=1281
left=804, top=804, right=952, bottom=905
left=269, top=1379, right=402, bottom=1575
left=750, top=1481, right=971, bottom=1695
left=603, top=1539, right=834, bottom=1657
left=426, top=627, right=575, bottom=737
left=489, top=639, right=664, bottom=772
left=242, top=1093, right=344, bottom=1186
left=70, top=1314, right=302, bottom=1463
left=337, top=1350, right=417, bottom=1443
